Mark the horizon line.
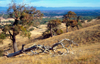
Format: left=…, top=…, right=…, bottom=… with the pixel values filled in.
left=0, top=6, right=100, bottom=8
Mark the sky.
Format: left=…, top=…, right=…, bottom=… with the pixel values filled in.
left=0, top=0, right=100, bottom=7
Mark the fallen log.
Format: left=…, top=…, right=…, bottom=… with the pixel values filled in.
left=7, top=44, right=25, bottom=57
left=49, top=38, right=78, bottom=53
left=7, top=44, right=45, bottom=57
left=7, top=38, right=78, bottom=57
left=7, top=49, right=23, bottom=57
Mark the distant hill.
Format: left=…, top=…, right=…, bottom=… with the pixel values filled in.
left=0, top=7, right=8, bottom=13
left=0, top=7, right=100, bottom=12
left=0, top=7, right=100, bottom=17
left=36, top=7, right=100, bottom=10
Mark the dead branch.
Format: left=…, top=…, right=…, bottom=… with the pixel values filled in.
left=7, top=38, right=78, bottom=57
left=7, top=44, right=25, bottom=57
left=49, top=38, right=78, bottom=53
left=7, top=44, right=47, bottom=57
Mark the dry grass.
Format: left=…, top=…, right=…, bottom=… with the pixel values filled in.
left=0, top=43, right=100, bottom=64
left=0, top=19, right=100, bottom=64
left=30, top=24, right=100, bottom=47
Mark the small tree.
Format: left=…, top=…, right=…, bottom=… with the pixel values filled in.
left=47, top=19, right=61, bottom=37
left=63, top=11, right=81, bottom=32
left=0, top=3, right=43, bottom=52
left=63, top=11, right=77, bottom=22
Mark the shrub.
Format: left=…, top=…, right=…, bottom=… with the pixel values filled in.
left=56, top=29, right=63, bottom=35
left=0, top=33, right=6, bottom=39
left=42, top=29, right=63, bottom=39
left=0, top=50, right=3, bottom=56
left=42, top=30, right=51, bottom=39
left=29, top=28, right=34, bottom=31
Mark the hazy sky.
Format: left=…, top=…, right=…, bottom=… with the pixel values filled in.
left=0, top=0, right=100, bottom=7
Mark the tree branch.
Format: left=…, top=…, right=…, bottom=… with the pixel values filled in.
left=8, top=30, right=13, bottom=40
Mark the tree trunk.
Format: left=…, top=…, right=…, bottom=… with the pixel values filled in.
left=66, top=26, right=68, bottom=32
left=11, top=28, right=18, bottom=52
left=7, top=44, right=25, bottom=57
left=76, top=25, right=79, bottom=30
left=12, top=35, right=18, bottom=52
left=50, top=28, right=53, bottom=37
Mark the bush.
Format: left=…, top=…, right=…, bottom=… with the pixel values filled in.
left=0, top=50, right=3, bottom=56
left=42, top=31, right=51, bottom=39
left=0, top=33, right=6, bottom=39
left=42, top=29, right=63, bottom=39
left=29, top=28, right=34, bottom=31
left=56, top=29, right=63, bottom=35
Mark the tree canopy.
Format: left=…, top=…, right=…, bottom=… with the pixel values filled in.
left=47, top=18, right=61, bottom=30
left=63, top=11, right=77, bottom=23
left=0, top=3, right=43, bottom=52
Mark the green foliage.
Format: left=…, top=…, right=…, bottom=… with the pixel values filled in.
left=42, top=29, right=63, bottom=39
left=19, top=26, right=31, bottom=39
left=29, top=28, right=34, bottom=31
left=47, top=19, right=61, bottom=30
left=0, top=50, right=3, bottom=56
left=7, top=3, right=43, bottom=26
left=40, top=17, right=63, bottom=24
left=46, top=19, right=61, bottom=37
left=63, top=11, right=77, bottom=24
left=0, top=14, right=9, bottom=19
left=0, top=3, right=43, bottom=52
left=8, top=21, right=14, bottom=24
left=0, top=33, right=6, bottom=39
left=80, top=16, right=97, bottom=21
left=21, top=31, right=31, bottom=39
left=78, top=22, right=82, bottom=27
left=63, top=11, right=77, bottom=20
left=42, top=30, right=51, bottom=39
left=87, top=19, right=92, bottom=22
left=56, top=29, right=63, bottom=35
left=5, top=3, right=43, bottom=38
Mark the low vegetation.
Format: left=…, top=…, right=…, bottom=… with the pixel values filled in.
left=0, top=49, right=3, bottom=56
left=42, top=19, right=63, bottom=38
left=0, top=22, right=100, bottom=64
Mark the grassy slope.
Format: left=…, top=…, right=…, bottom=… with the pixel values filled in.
left=0, top=19, right=100, bottom=64
left=0, top=43, right=100, bottom=64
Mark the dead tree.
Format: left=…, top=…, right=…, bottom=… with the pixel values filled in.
left=7, top=44, right=25, bottom=57
left=7, top=44, right=48, bottom=57
left=7, top=38, right=78, bottom=57
left=49, top=38, right=78, bottom=53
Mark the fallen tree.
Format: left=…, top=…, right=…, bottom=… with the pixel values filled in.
left=7, top=38, right=78, bottom=57
left=7, top=44, right=45, bottom=57
left=7, top=44, right=25, bottom=57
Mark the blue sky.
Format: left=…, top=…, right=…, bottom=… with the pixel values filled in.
left=0, top=0, right=100, bottom=7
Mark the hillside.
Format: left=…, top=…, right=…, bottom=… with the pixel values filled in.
left=0, top=19, right=100, bottom=64
left=1, top=7, right=100, bottom=11
left=1, top=7, right=100, bottom=17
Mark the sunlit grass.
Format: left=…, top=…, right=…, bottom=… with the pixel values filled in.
left=0, top=19, right=100, bottom=64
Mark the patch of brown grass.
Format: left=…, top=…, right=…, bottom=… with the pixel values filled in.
left=0, top=19, right=100, bottom=64
left=0, top=43, right=100, bottom=64
left=32, top=24, right=100, bottom=46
